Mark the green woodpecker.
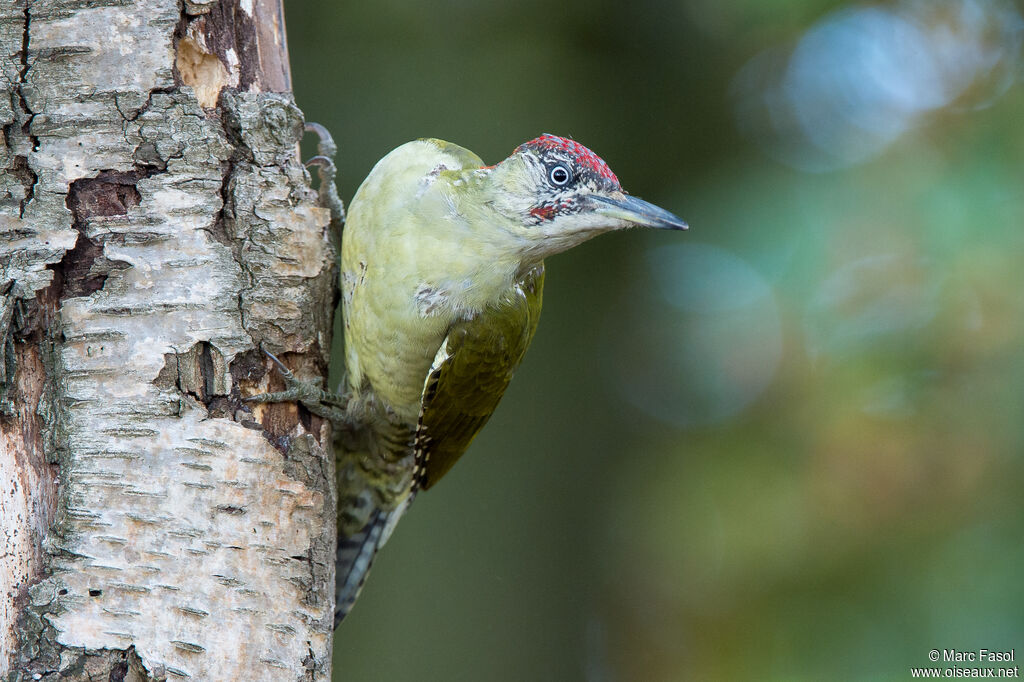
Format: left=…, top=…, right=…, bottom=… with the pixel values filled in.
left=254, top=134, right=686, bottom=626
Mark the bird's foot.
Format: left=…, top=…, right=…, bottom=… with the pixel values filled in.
left=304, top=122, right=345, bottom=227
left=246, top=349, right=351, bottom=431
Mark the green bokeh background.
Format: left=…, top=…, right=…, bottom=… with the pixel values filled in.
left=285, top=1, right=1024, bottom=680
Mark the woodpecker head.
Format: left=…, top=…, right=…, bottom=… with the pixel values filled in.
left=484, top=134, right=687, bottom=260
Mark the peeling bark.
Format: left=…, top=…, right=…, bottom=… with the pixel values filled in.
left=1, top=1, right=336, bottom=679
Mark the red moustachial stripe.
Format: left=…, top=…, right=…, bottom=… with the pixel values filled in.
left=516, top=134, right=620, bottom=186
left=529, top=205, right=558, bottom=221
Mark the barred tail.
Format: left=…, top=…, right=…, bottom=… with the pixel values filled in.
left=334, top=496, right=412, bottom=627
left=335, top=508, right=386, bottom=626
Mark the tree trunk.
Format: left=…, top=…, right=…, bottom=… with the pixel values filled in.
left=1, top=1, right=337, bottom=679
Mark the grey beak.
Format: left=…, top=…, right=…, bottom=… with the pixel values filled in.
left=591, top=193, right=689, bottom=230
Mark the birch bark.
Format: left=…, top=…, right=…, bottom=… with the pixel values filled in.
left=1, top=1, right=337, bottom=679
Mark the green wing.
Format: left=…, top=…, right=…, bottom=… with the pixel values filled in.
left=413, top=264, right=545, bottom=490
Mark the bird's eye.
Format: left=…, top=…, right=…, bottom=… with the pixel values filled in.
left=548, top=164, right=571, bottom=187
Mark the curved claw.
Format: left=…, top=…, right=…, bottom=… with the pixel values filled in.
left=304, top=122, right=338, bottom=159
left=245, top=349, right=303, bottom=404
left=261, top=349, right=293, bottom=379
left=305, top=155, right=335, bottom=171
left=245, top=348, right=352, bottom=428
left=301, top=123, right=345, bottom=226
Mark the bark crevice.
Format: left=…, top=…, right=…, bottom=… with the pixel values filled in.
left=11, top=155, right=35, bottom=219
left=10, top=1, right=39, bottom=217
left=15, top=1, right=36, bottom=143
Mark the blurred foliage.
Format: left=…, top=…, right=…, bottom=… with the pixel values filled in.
left=285, top=0, right=1024, bottom=679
